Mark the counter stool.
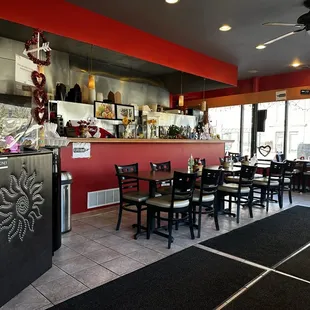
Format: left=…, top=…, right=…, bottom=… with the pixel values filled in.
left=115, top=163, right=149, bottom=239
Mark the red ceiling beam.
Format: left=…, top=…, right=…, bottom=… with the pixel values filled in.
left=0, top=0, right=237, bottom=86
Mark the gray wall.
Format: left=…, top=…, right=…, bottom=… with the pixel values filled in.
left=0, top=37, right=170, bottom=107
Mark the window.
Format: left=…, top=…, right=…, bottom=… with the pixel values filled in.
left=257, top=101, right=285, bottom=160
left=241, top=104, right=252, bottom=156
left=209, top=105, right=241, bottom=153
left=287, top=100, right=310, bottom=159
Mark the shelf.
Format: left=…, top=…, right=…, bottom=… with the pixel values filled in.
left=68, top=138, right=234, bottom=144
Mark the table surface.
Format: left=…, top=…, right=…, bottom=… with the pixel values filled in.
left=234, top=162, right=271, bottom=169
left=119, top=166, right=241, bottom=181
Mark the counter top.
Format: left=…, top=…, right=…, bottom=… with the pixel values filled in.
left=68, top=138, right=234, bottom=144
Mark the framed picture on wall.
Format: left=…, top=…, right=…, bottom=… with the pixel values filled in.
left=94, top=101, right=116, bottom=120
left=115, top=104, right=135, bottom=121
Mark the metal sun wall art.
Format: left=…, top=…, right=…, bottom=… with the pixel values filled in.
left=0, top=166, right=44, bottom=242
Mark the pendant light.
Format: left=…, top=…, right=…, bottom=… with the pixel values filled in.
left=88, top=45, right=96, bottom=103
left=178, top=72, right=184, bottom=107
left=201, top=78, right=207, bottom=111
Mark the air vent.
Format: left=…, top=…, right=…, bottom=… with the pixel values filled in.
left=87, top=188, right=120, bottom=209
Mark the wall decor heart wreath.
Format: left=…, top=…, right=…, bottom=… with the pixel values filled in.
left=258, top=145, right=271, bottom=157
left=24, top=29, right=52, bottom=125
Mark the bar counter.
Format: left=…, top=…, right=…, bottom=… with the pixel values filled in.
left=61, top=139, right=233, bottom=214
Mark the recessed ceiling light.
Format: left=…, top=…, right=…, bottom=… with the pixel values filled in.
left=256, top=44, right=266, bottom=50
left=291, top=62, right=301, bottom=68
left=219, top=25, right=231, bottom=31
left=248, top=70, right=258, bottom=74
left=165, top=0, right=179, bottom=3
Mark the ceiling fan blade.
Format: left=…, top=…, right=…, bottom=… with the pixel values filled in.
left=263, top=29, right=304, bottom=45
left=263, top=22, right=303, bottom=27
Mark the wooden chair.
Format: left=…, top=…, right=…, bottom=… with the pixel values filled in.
left=218, top=165, right=257, bottom=224
left=302, top=162, right=310, bottom=193
left=146, top=171, right=197, bottom=249
left=192, top=169, right=222, bottom=238
left=253, top=161, right=285, bottom=212
left=150, top=161, right=172, bottom=195
left=115, top=163, right=149, bottom=239
left=282, top=160, right=296, bottom=204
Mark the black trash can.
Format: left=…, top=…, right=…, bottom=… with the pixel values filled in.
left=61, top=171, right=73, bottom=233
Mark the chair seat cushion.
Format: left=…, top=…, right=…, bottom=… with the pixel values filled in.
left=157, top=186, right=172, bottom=195
left=253, top=178, right=279, bottom=187
left=146, top=195, right=189, bottom=209
left=283, top=177, right=291, bottom=184
left=192, top=190, right=215, bottom=202
left=218, top=183, right=250, bottom=194
left=123, top=191, right=149, bottom=202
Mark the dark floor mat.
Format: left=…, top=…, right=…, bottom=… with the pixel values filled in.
left=276, top=246, right=310, bottom=281
left=52, top=247, right=262, bottom=310
left=225, top=272, right=310, bottom=309
left=201, top=206, right=310, bottom=267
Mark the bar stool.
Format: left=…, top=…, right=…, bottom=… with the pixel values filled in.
left=115, top=163, right=149, bottom=239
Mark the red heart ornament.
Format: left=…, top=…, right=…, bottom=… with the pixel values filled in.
left=31, top=71, right=46, bottom=89
left=33, top=89, right=48, bottom=107
left=24, top=29, right=51, bottom=66
left=33, top=107, right=46, bottom=125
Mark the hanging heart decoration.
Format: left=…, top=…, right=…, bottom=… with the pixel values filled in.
left=33, top=107, right=47, bottom=125
left=258, top=145, right=271, bottom=157
left=24, top=29, right=51, bottom=66
left=31, top=71, right=46, bottom=89
left=33, top=88, right=48, bottom=107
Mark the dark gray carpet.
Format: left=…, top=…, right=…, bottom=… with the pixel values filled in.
left=52, top=247, right=262, bottom=310
left=276, top=246, right=310, bottom=281
left=226, top=272, right=310, bottom=309
left=200, top=206, right=310, bottom=267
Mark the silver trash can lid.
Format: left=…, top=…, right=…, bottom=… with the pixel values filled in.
left=61, top=171, right=73, bottom=184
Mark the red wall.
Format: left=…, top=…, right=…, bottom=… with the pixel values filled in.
left=61, top=142, right=224, bottom=214
left=0, top=0, right=237, bottom=86
left=172, top=70, right=310, bottom=105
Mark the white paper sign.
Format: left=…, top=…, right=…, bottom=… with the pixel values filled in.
left=72, top=143, right=91, bottom=159
left=275, top=90, right=287, bottom=101
left=15, top=55, right=37, bottom=86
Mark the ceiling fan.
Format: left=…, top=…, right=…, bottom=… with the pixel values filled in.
left=260, top=0, right=310, bottom=47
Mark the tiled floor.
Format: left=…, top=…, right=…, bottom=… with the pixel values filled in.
left=2, top=192, right=310, bottom=309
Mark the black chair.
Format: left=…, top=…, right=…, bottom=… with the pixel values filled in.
left=146, top=171, right=197, bottom=249
left=115, top=163, right=149, bottom=239
left=218, top=165, right=257, bottom=224
left=229, top=152, right=241, bottom=163
left=282, top=160, right=296, bottom=204
left=192, top=169, right=222, bottom=238
left=302, top=162, right=310, bottom=193
left=253, top=161, right=285, bottom=212
left=150, top=161, right=172, bottom=195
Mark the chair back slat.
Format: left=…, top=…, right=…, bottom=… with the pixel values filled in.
left=115, top=163, right=139, bottom=196
left=171, top=171, right=196, bottom=208
left=284, top=160, right=296, bottom=173
left=150, top=161, right=171, bottom=172
left=269, top=161, right=285, bottom=177
left=200, top=168, right=221, bottom=195
left=236, top=165, right=257, bottom=188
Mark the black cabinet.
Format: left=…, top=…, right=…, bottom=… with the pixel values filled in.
left=0, top=151, right=53, bottom=307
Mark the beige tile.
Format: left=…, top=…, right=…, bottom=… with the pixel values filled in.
left=36, top=275, right=88, bottom=305
left=109, top=240, right=145, bottom=255
left=54, top=255, right=96, bottom=274
left=52, top=246, right=80, bottom=264
left=61, top=234, right=88, bottom=246
left=84, top=247, right=122, bottom=264
left=79, top=229, right=110, bottom=240
left=145, top=242, right=184, bottom=255
left=102, top=256, right=144, bottom=276
left=94, top=234, right=127, bottom=247
left=32, top=265, right=67, bottom=288
left=72, top=265, right=118, bottom=289
left=79, top=216, right=114, bottom=228
left=66, top=240, right=104, bottom=255
left=1, top=286, right=51, bottom=310
left=71, top=222, right=97, bottom=234
left=127, top=248, right=166, bottom=265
